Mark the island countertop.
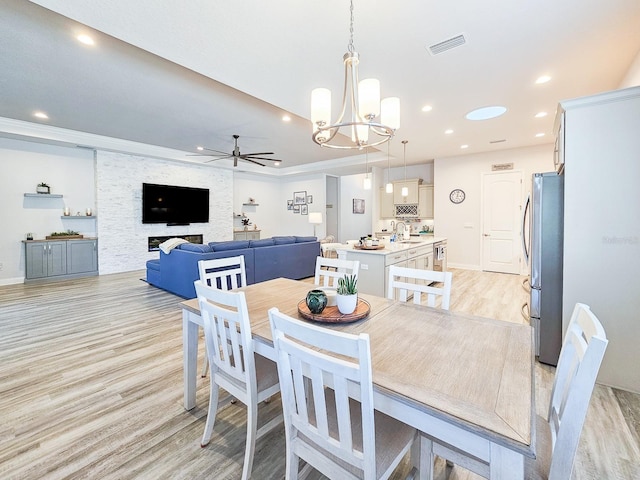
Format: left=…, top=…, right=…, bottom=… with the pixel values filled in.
left=334, top=236, right=445, bottom=256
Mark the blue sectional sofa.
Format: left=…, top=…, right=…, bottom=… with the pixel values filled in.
left=146, top=236, right=320, bottom=298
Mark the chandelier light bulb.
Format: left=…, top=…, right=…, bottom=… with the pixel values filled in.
left=358, top=78, right=380, bottom=119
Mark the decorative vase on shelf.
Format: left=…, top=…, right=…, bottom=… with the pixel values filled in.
left=306, top=289, right=328, bottom=314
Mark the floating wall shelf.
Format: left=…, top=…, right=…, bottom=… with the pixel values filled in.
left=61, top=216, right=96, bottom=219
left=24, top=193, right=63, bottom=198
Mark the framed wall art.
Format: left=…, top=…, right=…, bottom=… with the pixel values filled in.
left=353, top=198, right=365, bottom=214
left=307, top=195, right=313, bottom=204
left=293, top=205, right=301, bottom=213
left=301, top=205, right=308, bottom=215
left=293, top=191, right=307, bottom=205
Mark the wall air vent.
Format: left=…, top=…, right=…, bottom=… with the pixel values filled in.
left=428, top=34, right=466, bottom=56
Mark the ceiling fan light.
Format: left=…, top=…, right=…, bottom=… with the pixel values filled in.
left=358, top=78, right=380, bottom=119
left=381, top=97, right=400, bottom=130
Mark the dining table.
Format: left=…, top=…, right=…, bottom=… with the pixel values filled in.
left=180, top=277, right=535, bottom=479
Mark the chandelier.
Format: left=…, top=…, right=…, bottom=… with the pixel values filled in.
left=311, top=0, right=400, bottom=150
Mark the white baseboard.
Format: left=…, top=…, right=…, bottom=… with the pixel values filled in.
left=447, top=263, right=481, bottom=271
left=0, top=276, right=25, bottom=286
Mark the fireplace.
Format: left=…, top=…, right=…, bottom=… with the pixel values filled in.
left=148, top=234, right=203, bottom=252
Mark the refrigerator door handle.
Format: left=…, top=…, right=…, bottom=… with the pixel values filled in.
left=521, top=193, right=530, bottom=266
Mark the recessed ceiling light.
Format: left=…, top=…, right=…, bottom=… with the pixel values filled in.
left=465, top=106, right=507, bottom=121
left=535, top=111, right=548, bottom=118
left=535, top=133, right=545, bottom=138
left=460, top=144, right=469, bottom=149
left=421, top=105, right=433, bottom=112
left=77, top=34, right=95, bottom=46
left=197, top=146, right=204, bottom=151
left=274, top=161, right=281, bottom=166
left=282, top=115, right=291, bottom=122
left=444, top=129, right=454, bottom=135
left=33, top=111, right=49, bottom=119
left=535, top=75, right=551, bottom=84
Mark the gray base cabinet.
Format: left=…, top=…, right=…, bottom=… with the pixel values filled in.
left=25, top=239, right=98, bottom=281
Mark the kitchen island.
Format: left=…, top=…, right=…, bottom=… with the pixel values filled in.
left=335, top=237, right=446, bottom=297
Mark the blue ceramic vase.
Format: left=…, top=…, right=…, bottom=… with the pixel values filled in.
left=306, top=289, right=328, bottom=314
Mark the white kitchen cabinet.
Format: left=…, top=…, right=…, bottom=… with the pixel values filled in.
left=418, top=185, right=434, bottom=219
left=393, top=179, right=421, bottom=204
left=379, top=187, right=395, bottom=219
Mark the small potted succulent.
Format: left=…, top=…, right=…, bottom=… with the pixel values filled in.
left=336, top=274, right=358, bottom=314
left=36, top=182, right=50, bottom=194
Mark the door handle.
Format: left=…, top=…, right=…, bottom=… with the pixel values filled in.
left=483, top=233, right=490, bottom=237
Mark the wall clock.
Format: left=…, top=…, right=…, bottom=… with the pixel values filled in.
left=449, top=188, right=466, bottom=204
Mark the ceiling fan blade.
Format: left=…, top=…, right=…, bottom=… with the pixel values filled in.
left=243, top=155, right=284, bottom=163
left=202, top=155, right=233, bottom=163
left=242, top=152, right=274, bottom=156
left=201, top=147, right=230, bottom=155
left=243, top=158, right=266, bottom=167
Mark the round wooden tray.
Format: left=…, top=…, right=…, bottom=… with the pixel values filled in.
left=297, top=298, right=371, bottom=324
left=353, top=244, right=385, bottom=250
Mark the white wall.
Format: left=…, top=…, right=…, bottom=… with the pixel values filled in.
left=0, top=137, right=95, bottom=284
left=434, top=145, right=554, bottom=271
left=95, top=151, right=232, bottom=274
left=619, top=48, right=640, bottom=88
left=339, top=173, right=374, bottom=243
left=233, top=172, right=326, bottom=238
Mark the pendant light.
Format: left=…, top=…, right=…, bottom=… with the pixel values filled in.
left=310, top=0, right=400, bottom=150
left=363, top=147, right=372, bottom=190
left=401, top=140, right=409, bottom=197
left=385, top=141, right=393, bottom=193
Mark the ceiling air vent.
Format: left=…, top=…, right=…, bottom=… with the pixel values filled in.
left=428, top=34, right=466, bottom=56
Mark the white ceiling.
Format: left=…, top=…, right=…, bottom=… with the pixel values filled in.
left=1, top=0, right=639, bottom=176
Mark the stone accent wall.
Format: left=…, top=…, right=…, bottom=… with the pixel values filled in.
left=96, top=151, right=233, bottom=274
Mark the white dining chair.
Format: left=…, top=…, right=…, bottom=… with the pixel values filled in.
left=198, top=255, right=247, bottom=290
left=268, top=307, right=420, bottom=480
left=198, top=256, right=247, bottom=377
left=194, top=280, right=281, bottom=480
left=387, top=265, right=453, bottom=309
left=314, top=256, right=360, bottom=288
left=424, top=302, right=609, bottom=480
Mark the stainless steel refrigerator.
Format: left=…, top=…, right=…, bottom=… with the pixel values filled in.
left=523, top=172, right=564, bottom=366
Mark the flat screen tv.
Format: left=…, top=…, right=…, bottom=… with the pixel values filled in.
left=142, top=183, right=209, bottom=225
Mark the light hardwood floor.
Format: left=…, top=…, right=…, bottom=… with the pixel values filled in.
left=0, top=269, right=638, bottom=479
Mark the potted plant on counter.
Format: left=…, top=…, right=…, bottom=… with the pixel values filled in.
left=336, top=274, right=358, bottom=314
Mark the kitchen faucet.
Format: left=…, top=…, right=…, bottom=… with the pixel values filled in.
left=395, top=221, right=406, bottom=235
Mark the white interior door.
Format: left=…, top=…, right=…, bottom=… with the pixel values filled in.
left=481, top=171, right=522, bottom=274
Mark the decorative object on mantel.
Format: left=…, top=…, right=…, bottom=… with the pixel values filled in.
left=63, top=207, right=70, bottom=216
left=336, top=273, right=358, bottom=314
left=36, top=182, right=50, bottom=194
left=248, top=197, right=256, bottom=204
left=86, top=208, right=92, bottom=216
left=310, top=0, right=400, bottom=150
left=46, top=230, right=83, bottom=240
left=26, top=233, right=33, bottom=241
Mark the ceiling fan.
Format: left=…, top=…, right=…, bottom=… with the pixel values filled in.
left=189, top=134, right=283, bottom=167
